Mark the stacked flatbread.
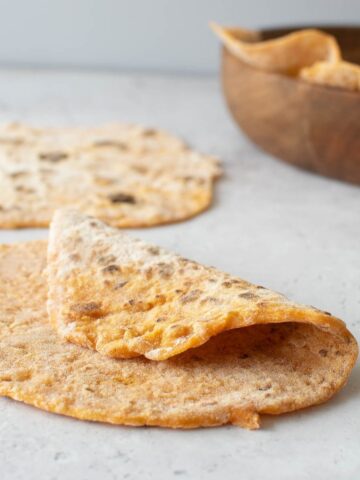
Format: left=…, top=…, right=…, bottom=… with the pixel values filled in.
left=0, top=209, right=357, bottom=429
left=0, top=122, right=220, bottom=228
left=211, top=23, right=360, bottom=91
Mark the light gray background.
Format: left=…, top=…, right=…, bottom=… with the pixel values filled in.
left=0, top=0, right=359, bottom=72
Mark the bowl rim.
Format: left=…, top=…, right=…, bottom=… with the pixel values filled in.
left=222, top=24, right=360, bottom=99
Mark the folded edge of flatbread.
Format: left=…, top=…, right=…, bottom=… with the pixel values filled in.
left=47, top=209, right=357, bottom=370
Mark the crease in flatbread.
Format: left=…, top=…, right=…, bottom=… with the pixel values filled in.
left=0, top=241, right=357, bottom=429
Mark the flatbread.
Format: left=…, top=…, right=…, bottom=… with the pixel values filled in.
left=300, top=61, right=360, bottom=91
left=0, top=122, right=220, bottom=228
left=0, top=241, right=357, bottom=429
left=210, top=23, right=341, bottom=75
left=47, top=209, right=356, bottom=362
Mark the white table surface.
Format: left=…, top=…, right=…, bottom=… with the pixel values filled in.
left=0, top=68, right=359, bottom=480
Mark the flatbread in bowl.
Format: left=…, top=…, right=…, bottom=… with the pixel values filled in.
left=210, top=23, right=341, bottom=75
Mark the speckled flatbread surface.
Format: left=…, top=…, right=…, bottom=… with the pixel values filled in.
left=0, top=241, right=357, bottom=429
left=47, top=209, right=356, bottom=362
left=0, top=122, right=220, bottom=228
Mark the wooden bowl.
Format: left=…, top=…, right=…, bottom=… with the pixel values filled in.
left=222, top=26, right=360, bottom=185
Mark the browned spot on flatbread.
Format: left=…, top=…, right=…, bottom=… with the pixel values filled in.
left=38, top=151, right=68, bottom=162
left=93, top=140, right=128, bottom=150
left=70, top=302, right=103, bottom=317
left=108, top=193, right=136, bottom=204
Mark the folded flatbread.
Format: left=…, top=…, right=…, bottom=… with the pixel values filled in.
left=210, top=23, right=341, bottom=75
left=47, top=209, right=357, bottom=374
left=0, top=122, right=220, bottom=228
left=300, top=61, right=360, bottom=91
left=0, top=241, right=357, bottom=429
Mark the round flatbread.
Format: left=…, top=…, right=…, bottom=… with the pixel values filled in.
left=0, top=241, right=357, bottom=429
left=0, top=122, right=220, bottom=228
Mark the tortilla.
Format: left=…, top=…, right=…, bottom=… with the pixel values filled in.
left=210, top=23, right=341, bottom=75
left=300, top=61, right=360, bottom=91
left=0, top=241, right=357, bottom=429
left=47, top=209, right=356, bottom=363
left=0, top=122, right=220, bottom=228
